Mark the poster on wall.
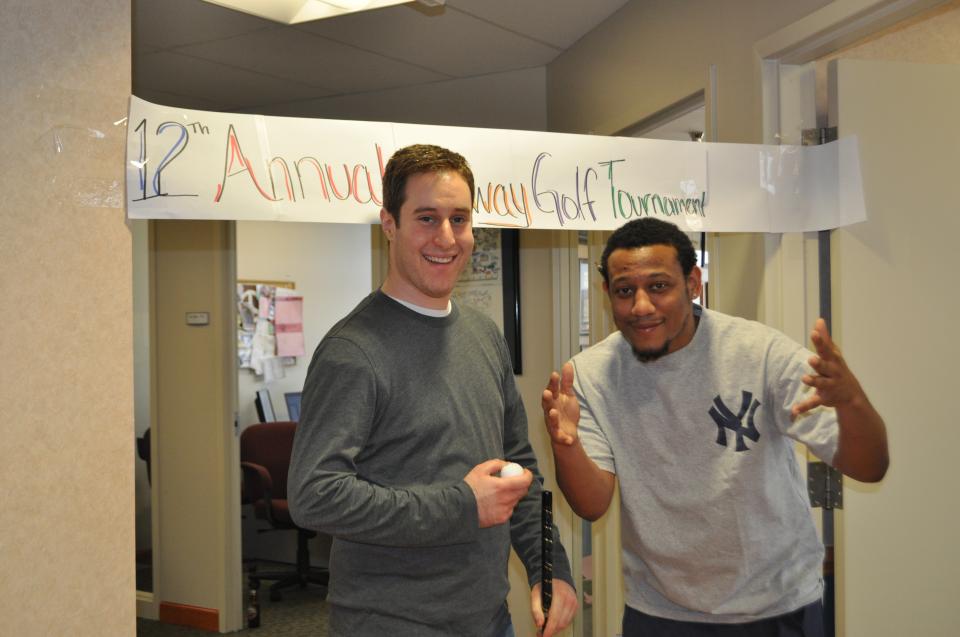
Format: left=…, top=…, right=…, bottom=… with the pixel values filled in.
left=453, top=228, right=505, bottom=331
left=452, top=228, right=522, bottom=373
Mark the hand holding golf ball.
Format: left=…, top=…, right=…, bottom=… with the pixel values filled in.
left=499, top=462, right=524, bottom=478
left=464, top=459, right=532, bottom=528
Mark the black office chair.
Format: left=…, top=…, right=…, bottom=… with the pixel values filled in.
left=136, top=427, right=151, bottom=484
left=240, top=421, right=329, bottom=601
left=135, top=427, right=153, bottom=572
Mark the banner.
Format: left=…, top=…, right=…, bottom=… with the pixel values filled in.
left=126, top=96, right=865, bottom=232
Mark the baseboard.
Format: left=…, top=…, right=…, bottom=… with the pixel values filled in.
left=136, top=590, right=158, bottom=620
left=159, top=601, right=220, bottom=632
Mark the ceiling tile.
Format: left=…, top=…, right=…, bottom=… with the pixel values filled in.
left=135, top=51, right=335, bottom=110
left=178, top=28, right=449, bottom=93
left=448, top=0, right=630, bottom=49
left=133, top=0, right=632, bottom=109
left=296, top=4, right=559, bottom=77
left=134, top=0, right=276, bottom=50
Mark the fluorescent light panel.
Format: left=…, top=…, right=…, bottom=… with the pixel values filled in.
left=201, top=0, right=417, bottom=24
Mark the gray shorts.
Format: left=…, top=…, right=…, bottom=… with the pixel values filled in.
left=622, top=600, right=824, bottom=637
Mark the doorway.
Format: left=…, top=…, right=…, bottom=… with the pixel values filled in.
left=133, top=220, right=371, bottom=629
left=759, top=3, right=960, bottom=634
left=576, top=95, right=711, bottom=637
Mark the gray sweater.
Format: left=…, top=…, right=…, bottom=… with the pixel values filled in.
left=289, top=291, right=571, bottom=635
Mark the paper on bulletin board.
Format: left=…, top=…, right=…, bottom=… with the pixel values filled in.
left=274, top=292, right=305, bottom=358
left=452, top=228, right=504, bottom=331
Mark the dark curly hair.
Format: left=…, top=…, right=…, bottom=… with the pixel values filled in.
left=381, top=144, right=475, bottom=226
left=599, top=218, right=697, bottom=284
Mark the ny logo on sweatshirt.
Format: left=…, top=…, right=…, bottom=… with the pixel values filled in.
left=709, top=391, right=761, bottom=451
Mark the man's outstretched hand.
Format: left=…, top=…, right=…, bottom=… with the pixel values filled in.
left=792, top=318, right=889, bottom=482
left=542, top=362, right=580, bottom=446
left=792, top=318, right=867, bottom=417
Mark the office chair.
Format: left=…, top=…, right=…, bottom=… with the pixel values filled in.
left=135, top=427, right=153, bottom=574
left=240, top=421, right=329, bottom=601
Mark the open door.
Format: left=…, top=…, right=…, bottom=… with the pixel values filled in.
left=828, top=58, right=960, bottom=637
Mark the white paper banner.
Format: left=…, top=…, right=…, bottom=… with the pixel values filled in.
left=126, top=96, right=865, bottom=232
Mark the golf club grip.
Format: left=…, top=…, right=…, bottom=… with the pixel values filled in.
left=541, top=490, right=553, bottom=617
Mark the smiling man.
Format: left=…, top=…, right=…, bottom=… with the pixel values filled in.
left=542, top=218, right=888, bottom=637
left=289, top=144, right=576, bottom=637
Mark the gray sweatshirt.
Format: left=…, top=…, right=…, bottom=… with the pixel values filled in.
left=289, top=291, right=571, bottom=635
left=573, top=306, right=838, bottom=622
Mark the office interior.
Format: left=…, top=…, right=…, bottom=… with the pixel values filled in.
left=5, top=0, right=960, bottom=635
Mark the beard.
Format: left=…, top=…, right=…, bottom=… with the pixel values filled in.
left=632, top=340, right=671, bottom=363
left=629, top=310, right=699, bottom=363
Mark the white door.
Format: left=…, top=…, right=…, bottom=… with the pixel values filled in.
left=830, top=58, right=960, bottom=637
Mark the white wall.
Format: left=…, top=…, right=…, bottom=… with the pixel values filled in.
left=236, top=221, right=372, bottom=428
left=236, top=220, right=371, bottom=566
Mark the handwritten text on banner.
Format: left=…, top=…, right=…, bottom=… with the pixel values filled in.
left=126, top=96, right=865, bottom=233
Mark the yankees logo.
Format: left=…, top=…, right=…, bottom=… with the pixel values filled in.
left=709, top=390, right=761, bottom=451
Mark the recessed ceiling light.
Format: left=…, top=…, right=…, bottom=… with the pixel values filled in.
left=200, top=0, right=443, bottom=24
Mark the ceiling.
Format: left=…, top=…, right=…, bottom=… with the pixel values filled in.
left=133, top=0, right=630, bottom=114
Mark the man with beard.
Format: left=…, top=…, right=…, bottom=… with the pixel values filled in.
left=290, top=144, right=576, bottom=637
left=542, top=218, right=888, bottom=636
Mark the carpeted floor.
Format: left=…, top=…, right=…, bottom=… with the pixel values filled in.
left=137, top=582, right=329, bottom=636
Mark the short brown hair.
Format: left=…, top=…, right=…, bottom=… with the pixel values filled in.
left=382, top=144, right=475, bottom=225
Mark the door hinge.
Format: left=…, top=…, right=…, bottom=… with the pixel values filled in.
left=801, top=126, right=838, bottom=146
left=808, top=461, right=843, bottom=509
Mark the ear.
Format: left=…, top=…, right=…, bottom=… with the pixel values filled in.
left=686, top=265, right=703, bottom=301
left=602, top=279, right=610, bottom=295
left=380, top=208, right=395, bottom=240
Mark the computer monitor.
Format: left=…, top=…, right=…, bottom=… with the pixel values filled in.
left=284, top=392, right=302, bottom=422
left=254, top=389, right=276, bottom=423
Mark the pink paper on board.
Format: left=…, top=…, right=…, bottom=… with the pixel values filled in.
left=275, top=295, right=305, bottom=357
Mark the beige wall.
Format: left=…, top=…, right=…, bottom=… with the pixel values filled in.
left=151, top=220, right=243, bottom=630
left=816, top=5, right=960, bottom=636
left=546, top=0, right=832, bottom=141
left=817, top=0, right=960, bottom=112
left=134, top=220, right=153, bottom=552
left=0, top=1, right=133, bottom=635
left=504, top=230, right=567, bottom=636
left=545, top=0, right=834, bottom=320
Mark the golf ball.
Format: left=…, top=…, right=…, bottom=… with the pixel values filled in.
left=500, top=462, right=523, bottom=478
